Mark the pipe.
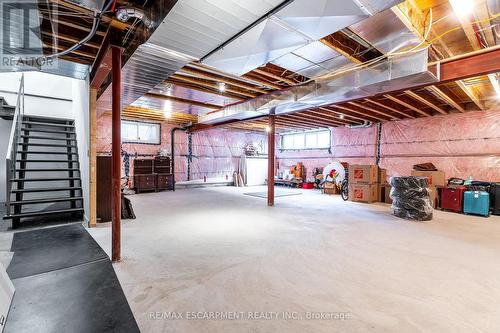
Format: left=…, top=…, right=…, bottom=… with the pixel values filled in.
left=111, top=45, right=122, bottom=263
left=267, top=115, right=275, bottom=207
left=115, top=7, right=154, bottom=29
left=41, top=0, right=113, bottom=61
left=345, top=120, right=372, bottom=128
left=170, top=127, right=186, bottom=191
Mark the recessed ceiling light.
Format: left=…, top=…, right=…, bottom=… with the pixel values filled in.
left=217, top=82, right=226, bottom=92
left=449, top=0, right=474, bottom=18
left=265, top=126, right=271, bottom=132
left=339, top=114, right=345, bottom=119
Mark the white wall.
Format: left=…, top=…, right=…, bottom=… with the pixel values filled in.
left=0, top=72, right=74, bottom=119
left=0, top=72, right=90, bottom=213
left=72, top=78, right=90, bottom=223
left=0, top=120, right=12, bottom=203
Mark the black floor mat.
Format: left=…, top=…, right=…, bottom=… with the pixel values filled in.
left=7, top=223, right=107, bottom=279
left=5, top=259, right=140, bottom=333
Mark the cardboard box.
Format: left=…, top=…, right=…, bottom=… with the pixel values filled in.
left=378, top=168, right=387, bottom=184
left=349, top=184, right=378, bottom=203
left=323, top=182, right=339, bottom=195
left=383, top=184, right=393, bottom=204
left=428, top=186, right=437, bottom=208
left=411, top=170, right=445, bottom=187
left=349, top=165, right=378, bottom=184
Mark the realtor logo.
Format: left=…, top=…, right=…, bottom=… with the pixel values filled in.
left=0, top=0, right=58, bottom=70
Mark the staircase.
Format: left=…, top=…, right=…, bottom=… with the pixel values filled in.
left=4, top=115, right=84, bottom=228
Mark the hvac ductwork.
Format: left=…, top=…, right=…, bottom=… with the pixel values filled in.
left=199, top=48, right=439, bottom=124
left=115, top=7, right=154, bottom=29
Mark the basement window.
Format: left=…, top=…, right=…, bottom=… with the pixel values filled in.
left=122, top=120, right=161, bottom=144
left=280, top=129, right=331, bottom=150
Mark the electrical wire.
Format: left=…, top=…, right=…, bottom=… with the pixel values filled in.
left=39, top=0, right=114, bottom=61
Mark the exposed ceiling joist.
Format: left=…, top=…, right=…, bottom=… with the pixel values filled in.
left=427, top=86, right=465, bottom=112
left=170, top=74, right=258, bottom=99
left=145, top=93, right=222, bottom=109
left=364, top=99, right=415, bottom=119
left=404, top=90, right=447, bottom=115
left=383, top=95, right=431, bottom=117
left=347, top=101, right=400, bottom=120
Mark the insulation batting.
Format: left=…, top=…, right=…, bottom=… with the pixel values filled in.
left=96, top=115, right=267, bottom=183
left=380, top=109, right=500, bottom=181
left=277, top=126, right=377, bottom=179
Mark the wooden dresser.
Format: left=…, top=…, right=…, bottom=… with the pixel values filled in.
left=134, top=159, right=156, bottom=193
left=133, top=157, right=174, bottom=193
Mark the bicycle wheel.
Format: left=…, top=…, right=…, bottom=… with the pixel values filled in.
left=341, top=180, right=349, bottom=201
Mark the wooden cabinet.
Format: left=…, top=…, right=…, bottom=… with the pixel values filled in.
left=97, top=156, right=112, bottom=222
left=134, top=174, right=156, bottom=193
left=133, top=157, right=173, bottom=193
left=157, top=174, right=174, bottom=191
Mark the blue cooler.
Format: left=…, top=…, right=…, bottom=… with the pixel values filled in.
left=463, top=191, right=490, bottom=217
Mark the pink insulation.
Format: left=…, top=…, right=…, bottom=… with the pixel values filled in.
left=190, top=128, right=267, bottom=180
left=380, top=109, right=500, bottom=181
left=96, top=115, right=267, bottom=183
left=277, top=126, right=377, bottom=179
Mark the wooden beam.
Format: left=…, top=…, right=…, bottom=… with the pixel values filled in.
left=89, top=87, right=97, bottom=228
left=294, top=111, right=353, bottom=126
left=284, top=113, right=339, bottom=127
left=321, top=34, right=363, bottom=64
left=364, top=99, right=415, bottom=119
left=166, top=78, right=246, bottom=101
left=241, top=73, right=282, bottom=90
left=332, top=104, right=389, bottom=122
left=383, top=95, right=431, bottom=117
left=427, top=86, right=465, bottom=112
left=171, top=74, right=257, bottom=98
left=178, top=67, right=267, bottom=94
left=145, top=93, right=222, bottom=110
left=318, top=107, right=370, bottom=122
left=304, top=109, right=362, bottom=125
left=392, top=1, right=486, bottom=110
left=404, top=90, right=447, bottom=115
left=41, top=31, right=100, bottom=49
left=252, top=68, right=296, bottom=86
left=348, top=101, right=400, bottom=120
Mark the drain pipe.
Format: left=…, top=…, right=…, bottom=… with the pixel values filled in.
left=170, top=127, right=186, bottom=191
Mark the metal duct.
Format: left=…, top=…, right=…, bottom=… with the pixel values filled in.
left=199, top=48, right=439, bottom=124
left=349, top=8, right=421, bottom=54
left=202, top=0, right=402, bottom=75
left=97, top=0, right=285, bottom=115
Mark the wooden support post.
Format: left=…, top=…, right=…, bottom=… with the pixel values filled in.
left=267, top=115, right=275, bottom=207
left=89, top=87, right=97, bottom=228
left=111, top=45, right=122, bottom=262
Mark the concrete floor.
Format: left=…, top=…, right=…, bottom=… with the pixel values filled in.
left=88, top=186, right=500, bottom=333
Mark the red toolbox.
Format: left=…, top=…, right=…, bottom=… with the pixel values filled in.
left=440, top=186, right=467, bottom=213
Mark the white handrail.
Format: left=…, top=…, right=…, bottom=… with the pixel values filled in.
left=5, top=74, right=24, bottom=216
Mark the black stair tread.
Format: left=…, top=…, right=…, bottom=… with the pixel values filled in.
left=23, top=115, right=74, bottom=123
left=17, top=168, right=80, bottom=172
left=18, top=143, right=77, bottom=148
left=10, top=197, right=83, bottom=205
left=16, top=159, right=79, bottom=163
left=20, top=135, right=76, bottom=141
left=21, top=128, right=75, bottom=134
left=3, top=208, right=83, bottom=220
left=22, top=121, right=75, bottom=128
left=17, top=151, right=79, bottom=155
left=11, top=187, right=82, bottom=193
left=11, top=177, right=81, bottom=182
